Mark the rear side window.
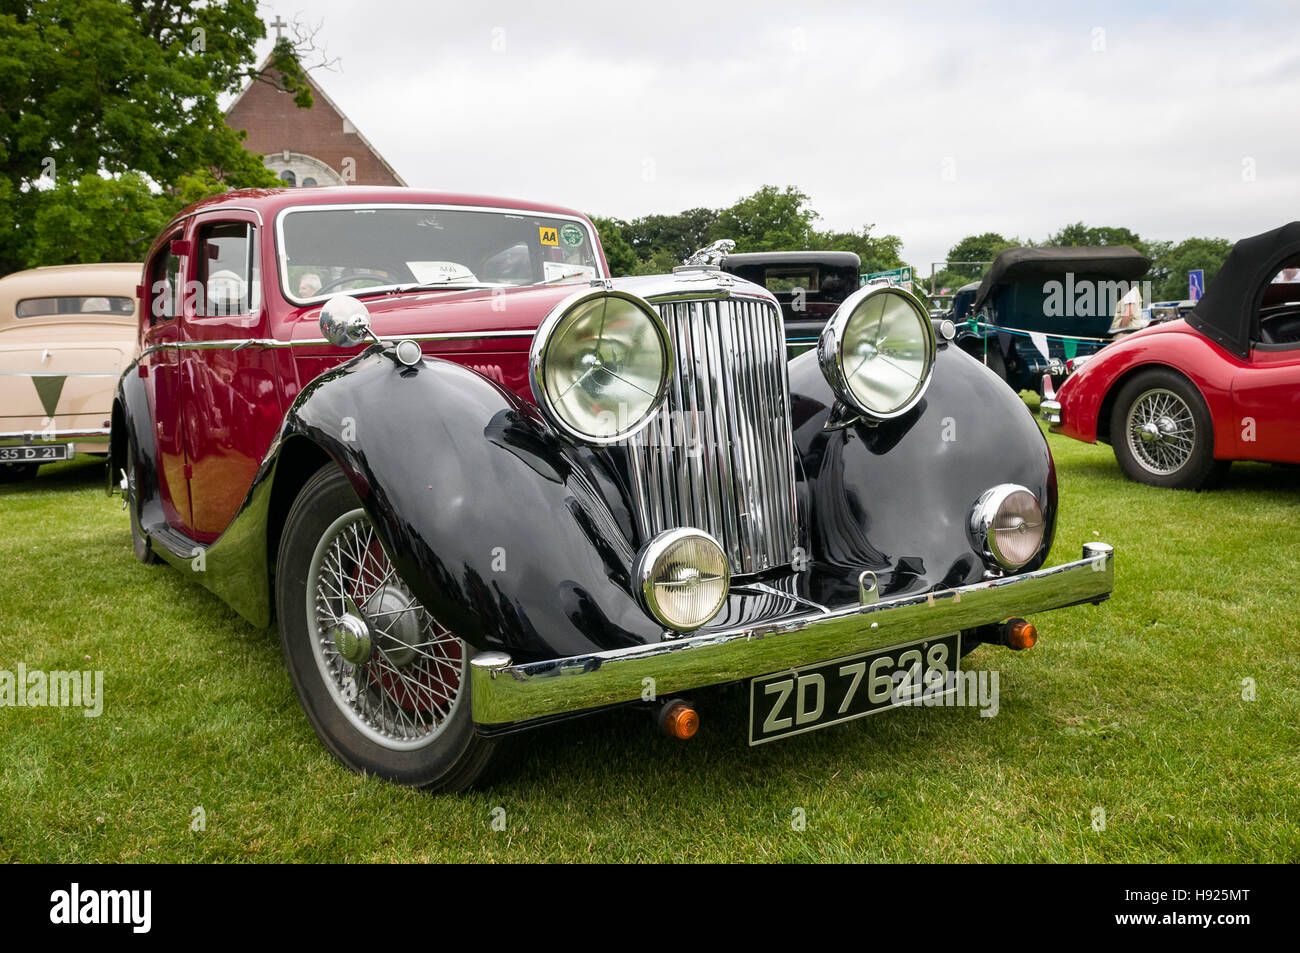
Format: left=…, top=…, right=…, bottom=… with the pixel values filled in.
left=16, top=296, right=133, bottom=318
left=147, top=234, right=183, bottom=325
left=197, top=222, right=260, bottom=316
left=765, top=268, right=819, bottom=294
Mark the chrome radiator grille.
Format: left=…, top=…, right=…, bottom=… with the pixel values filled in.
left=627, top=295, right=798, bottom=574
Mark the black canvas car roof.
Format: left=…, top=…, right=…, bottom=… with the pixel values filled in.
left=1187, top=221, right=1300, bottom=358
left=972, top=246, right=1150, bottom=312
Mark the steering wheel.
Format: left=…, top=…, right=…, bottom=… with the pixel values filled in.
left=318, top=273, right=393, bottom=294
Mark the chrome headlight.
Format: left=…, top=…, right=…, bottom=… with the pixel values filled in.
left=529, top=289, right=672, bottom=443
left=635, top=529, right=730, bottom=632
left=818, top=285, right=936, bottom=419
left=970, top=484, right=1045, bottom=570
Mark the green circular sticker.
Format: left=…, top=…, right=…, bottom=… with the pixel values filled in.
left=560, top=223, right=584, bottom=247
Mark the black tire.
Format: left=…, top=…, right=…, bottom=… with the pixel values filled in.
left=275, top=463, right=502, bottom=791
left=1109, top=368, right=1228, bottom=490
left=0, top=462, right=39, bottom=482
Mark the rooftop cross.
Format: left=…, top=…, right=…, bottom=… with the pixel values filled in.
left=270, top=15, right=288, bottom=41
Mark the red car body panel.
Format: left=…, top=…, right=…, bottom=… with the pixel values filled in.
left=135, top=187, right=607, bottom=542
left=1053, top=318, right=1300, bottom=464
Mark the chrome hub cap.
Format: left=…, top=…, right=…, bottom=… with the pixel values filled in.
left=329, top=614, right=371, bottom=665
left=306, top=509, right=465, bottom=750
left=1126, top=388, right=1195, bottom=475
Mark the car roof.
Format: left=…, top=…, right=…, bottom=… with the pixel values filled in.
left=164, top=186, right=594, bottom=229
left=973, top=245, right=1150, bottom=312
left=1187, top=221, right=1300, bottom=358
left=0, top=263, right=141, bottom=330
left=722, top=250, right=861, bottom=270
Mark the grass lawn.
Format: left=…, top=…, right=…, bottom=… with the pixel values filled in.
left=2, top=413, right=1297, bottom=863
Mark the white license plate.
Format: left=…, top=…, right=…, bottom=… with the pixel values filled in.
left=748, top=633, right=961, bottom=745
left=0, top=444, right=70, bottom=462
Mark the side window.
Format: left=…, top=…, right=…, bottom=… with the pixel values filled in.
left=197, top=222, right=260, bottom=317
left=147, top=234, right=183, bottom=326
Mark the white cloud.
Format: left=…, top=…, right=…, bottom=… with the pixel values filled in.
left=253, top=0, right=1300, bottom=276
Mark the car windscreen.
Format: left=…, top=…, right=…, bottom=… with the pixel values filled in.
left=277, top=206, right=601, bottom=302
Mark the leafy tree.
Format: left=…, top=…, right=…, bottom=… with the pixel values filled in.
left=591, top=216, right=638, bottom=276
left=708, top=185, right=819, bottom=252
left=1149, top=237, right=1233, bottom=301
left=1046, top=222, right=1146, bottom=251
left=25, top=173, right=175, bottom=267
left=620, top=208, right=718, bottom=264
left=0, top=0, right=304, bottom=273
left=811, top=225, right=904, bottom=275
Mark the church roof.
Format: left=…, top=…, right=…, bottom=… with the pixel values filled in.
left=226, top=53, right=407, bottom=187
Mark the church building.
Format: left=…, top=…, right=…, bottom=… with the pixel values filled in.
left=225, top=35, right=406, bottom=189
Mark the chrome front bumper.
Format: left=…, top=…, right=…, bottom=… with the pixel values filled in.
left=470, top=542, right=1115, bottom=728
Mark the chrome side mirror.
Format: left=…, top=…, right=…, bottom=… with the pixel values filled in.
left=319, top=294, right=373, bottom=347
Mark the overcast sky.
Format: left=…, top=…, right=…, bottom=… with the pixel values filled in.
left=248, top=0, right=1299, bottom=279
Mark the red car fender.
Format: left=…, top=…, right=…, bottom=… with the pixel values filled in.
left=1053, top=321, right=1243, bottom=456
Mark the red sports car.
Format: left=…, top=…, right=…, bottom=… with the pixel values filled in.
left=1043, top=222, right=1300, bottom=489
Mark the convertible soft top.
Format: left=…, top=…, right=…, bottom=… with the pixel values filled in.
left=1187, top=221, right=1300, bottom=358
left=973, top=246, right=1150, bottom=312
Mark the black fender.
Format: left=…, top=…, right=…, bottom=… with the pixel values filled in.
left=788, top=342, right=1058, bottom=608
left=283, top=350, right=662, bottom=661
left=112, top=366, right=167, bottom=547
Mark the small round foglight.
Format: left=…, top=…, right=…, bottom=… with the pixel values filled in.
left=530, top=288, right=672, bottom=444
left=970, top=484, right=1045, bottom=570
left=818, top=285, right=936, bottom=420
left=635, top=529, right=730, bottom=632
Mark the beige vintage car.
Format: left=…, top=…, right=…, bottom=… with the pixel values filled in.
left=0, top=263, right=139, bottom=480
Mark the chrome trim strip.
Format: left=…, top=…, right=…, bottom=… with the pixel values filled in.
left=119, top=329, right=538, bottom=379
left=470, top=543, right=1115, bottom=726
left=0, top=428, right=110, bottom=441
left=0, top=371, right=120, bottom=377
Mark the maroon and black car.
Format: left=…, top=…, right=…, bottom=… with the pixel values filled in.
left=112, top=187, right=1114, bottom=790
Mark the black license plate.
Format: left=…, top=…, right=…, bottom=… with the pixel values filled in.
left=748, top=632, right=961, bottom=745
left=0, top=444, right=69, bottom=462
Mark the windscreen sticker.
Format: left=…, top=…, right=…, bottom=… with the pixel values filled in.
left=560, top=223, right=585, bottom=247
left=406, top=261, right=477, bottom=283
left=538, top=226, right=559, bottom=246
left=543, top=261, right=596, bottom=283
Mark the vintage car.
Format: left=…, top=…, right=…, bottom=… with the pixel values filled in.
left=113, top=187, right=1114, bottom=791
left=957, top=246, right=1151, bottom=393
left=1043, top=222, right=1300, bottom=489
left=0, top=263, right=139, bottom=480
left=719, top=249, right=860, bottom=354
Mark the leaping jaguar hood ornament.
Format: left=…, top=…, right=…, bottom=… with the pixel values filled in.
left=682, top=238, right=736, bottom=268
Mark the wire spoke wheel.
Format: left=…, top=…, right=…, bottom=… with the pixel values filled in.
left=306, top=508, right=465, bottom=751
left=1125, top=387, right=1196, bottom=475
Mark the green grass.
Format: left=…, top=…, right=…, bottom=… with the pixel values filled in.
left=2, top=417, right=1298, bottom=863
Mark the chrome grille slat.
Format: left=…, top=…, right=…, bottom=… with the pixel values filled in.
left=629, top=294, right=798, bottom=575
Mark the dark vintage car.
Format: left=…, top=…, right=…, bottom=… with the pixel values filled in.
left=956, top=246, right=1151, bottom=393
left=113, top=187, right=1114, bottom=791
left=1044, top=222, right=1300, bottom=489
left=719, top=250, right=861, bottom=353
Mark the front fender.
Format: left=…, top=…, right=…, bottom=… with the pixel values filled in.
left=284, top=350, right=662, bottom=662
left=789, top=343, right=1058, bottom=607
